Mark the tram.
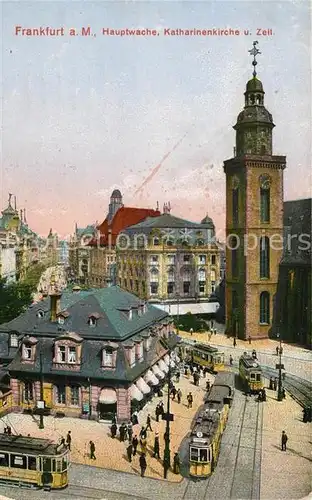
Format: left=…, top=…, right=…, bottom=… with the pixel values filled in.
left=189, top=372, right=234, bottom=478
left=179, top=340, right=225, bottom=373
left=0, top=433, right=69, bottom=489
left=239, top=352, right=264, bottom=393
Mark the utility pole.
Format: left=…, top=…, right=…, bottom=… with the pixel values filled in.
left=163, top=357, right=171, bottom=479
left=276, top=329, right=283, bottom=401
left=39, top=350, right=44, bottom=429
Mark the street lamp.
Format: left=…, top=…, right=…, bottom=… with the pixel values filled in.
left=39, top=351, right=44, bottom=429
left=276, top=330, right=283, bottom=402
left=163, top=358, right=172, bottom=479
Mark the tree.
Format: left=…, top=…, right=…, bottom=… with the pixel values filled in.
left=0, top=278, right=33, bottom=324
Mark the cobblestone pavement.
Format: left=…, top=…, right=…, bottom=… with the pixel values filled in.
left=0, top=371, right=211, bottom=484
left=179, top=330, right=312, bottom=381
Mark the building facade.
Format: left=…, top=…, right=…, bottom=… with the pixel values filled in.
left=117, top=209, right=221, bottom=311
left=0, top=284, right=178, bottom=422
left=224, top=45, right=286, bottom=340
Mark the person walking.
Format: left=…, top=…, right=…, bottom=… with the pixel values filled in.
left=187, top=392, right=193, bottom=409
left=171, top=386, right=177, bottom=401
left=66, top=431, right=72, bottom=451
left=177, top=388, right=182, bottom=404
left=155, top=404, right=161, bottom=422
left=206, top=380, right=211, bottom=392
left=273, top=378, right=277, bottom=391
left=127, top=421, right=133, bottom=441
left=140, top=426, right=147, bottom=440
left=140, top=437, right=147, bottom=454
left=233, top=337, right=237, bottom=348
left=132, top=435, right=138, bottom=456
left=173, top=452, right=180, bottom=474
left=175, top=371, right=180, bottom=383
left=119, top=424, right=126, bottom=442
left=126, top=442, right=133, bottom=462
left=89, top=441, right=96, bottom=459
left=229, top=355, right=233, bottom=366
left=153, top=432, right=160, bottom=459
left=190, top=328, right=194, bottom=336
left=276, top=346, right=279, bottom=356
left=139, top=453, right=147, bottom=477
left=111, top=422, right=117, bottom=438
left=281, top=431, right=288, bottom=451
left=146, top=414, right=153, bottom=431
left=248, top=336, right=251, bottom=344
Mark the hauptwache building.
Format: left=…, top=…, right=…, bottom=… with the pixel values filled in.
left=0, top=279, right=179, bottom=422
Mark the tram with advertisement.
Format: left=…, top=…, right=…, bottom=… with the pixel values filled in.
left=0, top=434, right=69, bottom=489
left=239, top=352, right=264, bottom=393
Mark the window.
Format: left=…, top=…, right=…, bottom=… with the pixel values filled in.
left=58, top=316, right=64, bottom=325
left=28, top=456, right=37, bottom=470
left=199, top=255, right=206, bottom=264
left=167, top=254, right=175, bottom=265
left=231, top=236, right=239, bottom=278
left=259, top=175, right=270, bottom=223
left=167, top=282, right=174, bottom=294
left=103, top=349, right=113, bottom=367
left=37, top=311, right=44, bottom=318
left=70, top=386, right=79, bottom=405
left=199, top=449, right=208, bottom=462
left=68, top=347, right=77, bottom=364
left=256, top=374, right=261, bottom=382
left=211, top=255, right=216, bottom=265
left=250, top=373, right=256, bottom=379
left=58, top=346, right=66, bottom=363
left=56, top=385, right=66, bottom=404
left=211, top=281, right=215, bottom=293
left=153, top=237, right=160, bottom=246
left=151, top=255, right=158, bottom=263
left=198, top=268, right=206, bottom=281
left=88, top=317, right=96, bottom=326
left=183, top=255, right=190, bottom=262
left=150, top=283, right=158, bottom=295
left=10, top=334, right=19, bottom=347
left=260, top=291, right=270, bottom=324
left=199, top=282, right=205, bottom=293
left=0, top=453, right=9, bottom=467
left=23, top=345, right=32, bottom=360
left=10, top=454, right=26, bottom=469
left=190, top=447, right=199, bottom=461
left=166, top=239, right=174, bottom=246
left=24, top=382, right=33, bottom=401
left=183, top=282, right=190, bottom=294
left=232, top=188, right=239, bottom=225
left=260, top=236, right=270, bottom=279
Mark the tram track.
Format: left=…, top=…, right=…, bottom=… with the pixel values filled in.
left=261, top=366, right=312, bottom=408
left=228, top=395, right=248, bottom=498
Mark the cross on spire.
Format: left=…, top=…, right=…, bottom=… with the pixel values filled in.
left=248, top=41, right=261, bottom=78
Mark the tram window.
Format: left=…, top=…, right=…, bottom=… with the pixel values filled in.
left=190, top=447, right=199, bottom=461
left=250, top=373, right=255, bottom=379
left=0, top=453, right=9, bottom=467
left=42, top=458, right=52, bottom=472
left=256, top=374, right=261, bottom=381
left=28, top=456, right=37, bottom=470
left=62, top=457, right=68, bottom=471
left=199, top=449, right=208, bottom=462
left=56, top=459, right=62, bottom=472
left=10, top=454, right=26, bottom=469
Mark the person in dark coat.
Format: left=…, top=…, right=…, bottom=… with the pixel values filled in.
left=233, top=337, right=237, bottom=348
left=89, top=441, right=96, bottom=459
left=140, top=426, right=147, bottom=440
left=173, top=452, right=180, bottom=474
left=139, top=453, right=147, bottom=477
left=229, top=355, right=233, bottom=366
left=66, top=431, right=72, bottom=451
left=187, top=392, right=193, bottom=409
left=273, top=378, right=277, bottom=391
left=127, top=422, right=133, bottom=441
left=171, top=386, right=177, bottom=400
left=158, top=401, right=164, bottom=416
left=132, top=435, right=138, bottom=455
left=126, top=442, right=133, bottom=462
left=281, top=431, right=288, bottom=451
left=119, top=424, right=126, bottom=442
left=155, top=405, right=161, bottom=422
left=111, top=422, right=117, bottom=438
left=146, top=414, right=153, bottom=431
left=153, top=432, right=160, bottom=458
left=177, top=388, right=182, bottom=404
left=131, top=412, right=139, bottom=425
left=175, top=371, right=180, bottom=383
left=282, top=388, right=286, bottom=399
left=206, top=380, right=211, bottom=391
left=276, top=346, right=279, bottom=356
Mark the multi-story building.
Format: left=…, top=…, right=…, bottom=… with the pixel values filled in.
left=0, top=280, right=178, bottom=422
left=224, top=43, right=286, bottom=340
left=117, top=206, right=221, bottom=314
left=69, top=190, right=160, bottom=287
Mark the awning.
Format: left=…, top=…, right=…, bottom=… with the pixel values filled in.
left=170, top=360, right=176, bottom=369
left=164, top=354, right=170, bottom=365
left=136, top=377, right=151, bottom=395
left=158, top=359, right=169, bottom=373
left=99, top=388, right=117, bottom=404
left=145, top=370, right=159, bottom=386
left=130, top=385, right=143, bottom=402
left=152, top=301, right=220, bottom=315
left=152, top=364, right=165, bottom=379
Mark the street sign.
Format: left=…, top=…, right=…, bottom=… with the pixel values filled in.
left=37, top=400, right=45, bottom=409
left=275, top=364, right=285, bottom=370
left=162, top=412, right=174, bottom=422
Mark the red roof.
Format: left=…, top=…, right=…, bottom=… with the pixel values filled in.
left=88, top=206, right=160, bottom=247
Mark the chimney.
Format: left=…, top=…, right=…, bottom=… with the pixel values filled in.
left=50, top=292, right=62, bottom=321
left=14, top=196, right=17, bottom=211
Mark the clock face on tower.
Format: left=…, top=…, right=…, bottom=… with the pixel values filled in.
left=259, top=174, right=271, bottom=190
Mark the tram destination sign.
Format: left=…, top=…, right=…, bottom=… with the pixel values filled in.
left=275, top=364, right=285, bottom=370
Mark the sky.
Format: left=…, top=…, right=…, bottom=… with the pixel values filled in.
left=1, top=0, right=311, bottom=238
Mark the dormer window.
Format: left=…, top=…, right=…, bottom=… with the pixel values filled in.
left=37, top=310, right=44, bottom=318
left=128, top=309, right=133, bottom=320
left=103, top=349, right=113, bottom=367
left=58, top=317, right=64, bottom=325
left=58, top=346, right=66, bottom=363
left=68, top=347, right=76, bottom=364
left=10, top=334, right=19, bottom=348
left=23, top=345, right=32, bottom=360
left=102, top=342, right=118, bottom=369
left=88, top=317, right=96, bottom=327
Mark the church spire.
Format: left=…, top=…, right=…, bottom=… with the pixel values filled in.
left=248, top=40, right=261, bottom=78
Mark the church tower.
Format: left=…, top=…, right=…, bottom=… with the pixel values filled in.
left=108, top=189, right=123, bottom=223
left=223, top=42, right=286, bottom=340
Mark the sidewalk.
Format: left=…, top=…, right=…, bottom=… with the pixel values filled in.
left=260, top=386, right=312, bottom=499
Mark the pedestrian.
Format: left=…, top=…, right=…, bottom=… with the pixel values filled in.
left=140, top=437, right=147, bottom=454
left=66, top=431, right=72, bottom=451
left=139, top=453, right=147, bottom=477
left=159, top=401, right=164, bottom=416
left=214, top=328, right=217, bottom=336
left=60, top=436, right=66, bottom=446
left=127, top=421, right=133, bottom=441
left=153, top=432, right=160, bottom=458
left=229, top=355, right=233, bottom=366
left=131, top=411, right=139, bottom=425
left=89, top=440, right=96, bottom=459
left=173, top=452, right=180, bottom=474
left=155, top=404, right=160, bottom=422
left=184, top=366, right=188, bottom=376
left=280, top=346, right=283, bottom=355
left=7, top=426, right=11, bottom=436
left=269, top=377, right=273, bottom=390
left=276, top=346, right=279, bottom=356
left=146, top=414, right=153, bottom=431
left=210, top=320, right=214, bottom=330
left=111, top=422, right=117, bottom=438
left=119, top=424, right=126, bottom=442
left=281, top=431, right=288, bottom=451
left=132, top=435, right=138, bottom=455
left=177, top=388, right=182, bottom=404
left=175, top=371, right=180, bottom=383
left=187, top=392, right=193, bottom=409
left=190, top=328, right=193, bottom=336
left=203, top=367, right=208, bottom=378
left=248, top=336, right=251, bottom=344
left=171, top=386, right=177, bottom=400
left=140, top=426, right=147, bottom=440
left=273, top=378, right=277, bottom=391
left=126, top=442, right=133, bottom=462
left=233, top=337, right=237, bottom=348
left=206, top=380, right=211, bottom=392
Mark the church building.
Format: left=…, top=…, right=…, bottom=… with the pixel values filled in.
left=224, top=42, right=286, bottom=340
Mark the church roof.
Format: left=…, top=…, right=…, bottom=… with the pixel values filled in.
left=125, top=213, right=202, bottom=230
left=201, top=214, right=214, bottom=227
left=246, top=77, right=264, bottom=92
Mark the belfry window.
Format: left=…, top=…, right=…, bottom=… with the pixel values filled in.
left=260, top=237, right=270, bottom=279
left=260, top=292, right=270, bottom=324
left=259, top=175, right=271, bottom=223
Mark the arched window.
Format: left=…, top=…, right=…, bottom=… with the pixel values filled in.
left=260, top=236, right=270, bottom=278
left=150, top=268, right=159, bottom=282
left=230, top=236, right=239, bottom=278
left=260, top=292, right=270, bottom=324
left=259, top=175, right=271, bottom=223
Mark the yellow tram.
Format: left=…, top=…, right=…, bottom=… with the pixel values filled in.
left=239, top=353, right=264, bottom=393
left=0, top=434, right=69, bottom=489
left=179, top=340, right=225, bottom=373
left=189, top=372, right=234, bottom=478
